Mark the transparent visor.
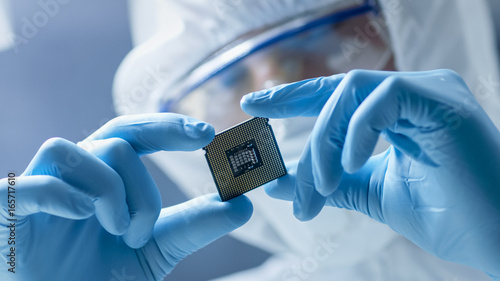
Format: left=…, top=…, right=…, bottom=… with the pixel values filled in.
left=161, top=2, right=394, bottom=133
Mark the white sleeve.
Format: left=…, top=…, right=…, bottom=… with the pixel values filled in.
left=378, top=0, right=500, bottom=128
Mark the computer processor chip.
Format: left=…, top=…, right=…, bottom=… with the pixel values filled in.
left=203, top=117, right=287, bottom=201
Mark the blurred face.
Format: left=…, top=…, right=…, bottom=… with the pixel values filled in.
left=169, top=11, right=395, bottom=133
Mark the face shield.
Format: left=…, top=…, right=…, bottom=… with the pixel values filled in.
left=140, top=2, right=399, bottom=279
left=160, top=2, right=394, bottom=133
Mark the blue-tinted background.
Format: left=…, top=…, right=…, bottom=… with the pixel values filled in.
left=0, top=1, right=499, bottom=280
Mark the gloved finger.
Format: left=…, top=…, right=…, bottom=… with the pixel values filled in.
left=326, top=150, right=389, bottom=224
left=0, top=175, right=94, bottom=220
left=342, top=73, right=449, bottom=173
left=81, top=113, right=215, bottom=156
left=306, top=70, right=392, bottom=199
left=293, top=139, right=327, bottom=221
left=240, top=75, right=345, bottom=118
left=146, top=194, right=253, bottom=279
left=264, top=161, right=297, bottom=201
left=23, top=138, right=130, bottom=236
left=84, top=138, right=161, bottom=249
left=264, top=150, right=390, bottom=224
left=340, top=75, right=400, bottom=173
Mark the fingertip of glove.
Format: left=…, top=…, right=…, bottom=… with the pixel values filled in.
left=316, top=186, right=335, bottom=197
left=342, top=161, right=361, bottom=175
left=240, top=93, right=253, bottom=106
left=240, top=95, right=258, bottom=116
left=241, top=90, right=268, bottom=103
left=240, top=90, right=272, bottom=116
left=223, top=195, right=253, bottom=226
left=292, top=206, right=315, bottom=222
left=124, top=231, right=152, bottom=249
left=184, top=117, right=214, bottom=134
left=341, top=151, right=360, bottom=174
left=183, top=119, right=215, bottom=145
left=263, top=177, right=295, bottom=201
left=292, top=189, right=325, bottom=222
left=263, top=181, right=280, bottom=198
left=292, top=199, right=311, bottom=222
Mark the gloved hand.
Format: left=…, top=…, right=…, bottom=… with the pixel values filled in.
left=0, top=113, right=253, bottom=281
left=241, top=70, right=500, bottom=280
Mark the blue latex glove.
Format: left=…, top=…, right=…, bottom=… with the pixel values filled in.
left=241, top=70, right=500, bottom=279
left=0, top=113, right=253, bottom=281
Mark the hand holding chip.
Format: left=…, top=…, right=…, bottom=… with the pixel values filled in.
left=0, top=114, right=253, bottom=281
left=241, top=70, right=500, bottom=279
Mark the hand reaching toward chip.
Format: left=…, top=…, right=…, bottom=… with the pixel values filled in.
left=0, top=114, right=253, bottom=281
left=241, top=70, right=500, bottom=280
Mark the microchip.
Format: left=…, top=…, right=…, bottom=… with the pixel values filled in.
left=203, top=117, right=287, bottom=201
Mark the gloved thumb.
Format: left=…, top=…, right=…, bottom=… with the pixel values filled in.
left=265, top=152, right=389, bottom=224
left=139, top=194, right=253, bottom=280
left=328, top=151, right=389, bottom=223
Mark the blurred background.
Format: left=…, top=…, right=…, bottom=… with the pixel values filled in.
left=0, top=1, right=499, bottom=280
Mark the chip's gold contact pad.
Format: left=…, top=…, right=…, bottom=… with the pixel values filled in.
left=203, top=118, right=287, bottom=201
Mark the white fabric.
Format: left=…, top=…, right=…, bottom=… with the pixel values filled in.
left=0, top=0, right=13, bottom=52
left=212, top=236, right=492, bottom=281
left=116, top=0, right=499, bottom=280
left=379, top=0, right=500, bottom=129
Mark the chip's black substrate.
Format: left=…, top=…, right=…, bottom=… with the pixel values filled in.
left=203, top=117, right=287, bottom=201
